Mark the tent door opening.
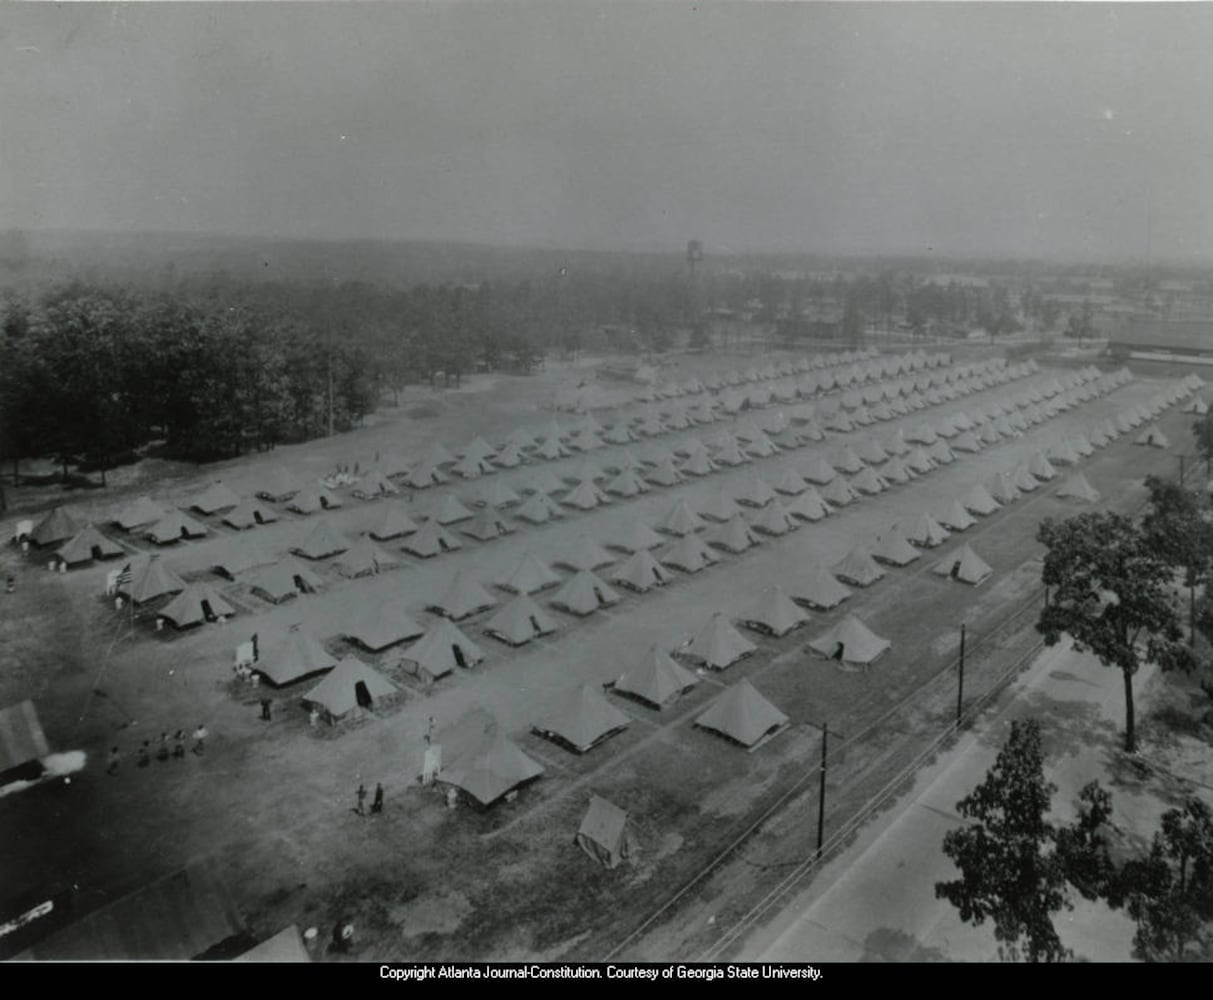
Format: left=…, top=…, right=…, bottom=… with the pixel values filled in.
left=529, top=615, right=541, bottom=636
left=201, top=599, right=216, bottom=623
left=452, top=644, right=467, bottom=669
left=355, top=681, right=372, bottom=709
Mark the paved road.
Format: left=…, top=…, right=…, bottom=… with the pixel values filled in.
left=742, top=639, right=1163, bottom=962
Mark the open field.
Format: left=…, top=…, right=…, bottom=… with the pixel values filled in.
left=0, top=348, right=1200, bottom=960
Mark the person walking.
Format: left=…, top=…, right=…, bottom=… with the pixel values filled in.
left=259, top=699, right=272, bottom=722
left=371, top=783, right=384, bottom=814
left=106, top=746, right=121, bottom=775
left=355, top=783, right=367, bottom=816
left=309, top=707, right=320, bottom=729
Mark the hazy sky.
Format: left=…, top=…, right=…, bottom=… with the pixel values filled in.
left=2, top=2, right=1212, bottom=263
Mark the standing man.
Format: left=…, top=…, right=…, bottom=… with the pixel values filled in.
left=260, top=699, right=272, bottom=722
left=355, top=783, right=367, bottom=816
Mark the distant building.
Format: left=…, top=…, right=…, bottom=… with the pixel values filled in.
left=1107, top=316, right=1213, bottom=362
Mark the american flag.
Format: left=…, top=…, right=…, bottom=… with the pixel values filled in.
left=251, top=633, right=259, bottom=662
left=116, top=563, right=133, bottom=588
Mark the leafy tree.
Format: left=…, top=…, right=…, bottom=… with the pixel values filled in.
left=935, top=720, right=1072, bottom=961
left=1037, top=513, right=1197, bottom=752
left=1141, top=475, right=1213, bottom=646
left=1110, top=799, right=1213, bottom=961
left=1194, top=411, right=1213, bottom=478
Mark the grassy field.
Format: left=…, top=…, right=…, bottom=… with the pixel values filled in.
left=0, top=348, right=1200, bottom=961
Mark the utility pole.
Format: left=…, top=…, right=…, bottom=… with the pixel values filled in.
left=956, top=624, right=967, bottom=726
left=327, top=350, right=335, bottom=439
left=815, top=722, right=828, bottom=859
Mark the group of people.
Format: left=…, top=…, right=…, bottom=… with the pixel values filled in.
left=107, top=725, right=208, bottom=774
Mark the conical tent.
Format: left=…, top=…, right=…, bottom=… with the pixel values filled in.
left=937, top=499, right=976, bottom=531
left=562, top=480, right=607, bottom=510
left=927, top=440, right=956, bottom=465
left=441, top=731, right=544, bottom=808
left=880, top=456, right=914, bottom=485
left=604, top=469, right=649, bottom=498
left=430, top=493, right=474, bottom=525
left=246, top=558, right=322, bottom=603
left=255, top=469, right=303, bottom=502
left=1057, top=473, right=1101, bottom=503
left=750, top=501, right=796, bottom=536
left=115, top=497, right=167, bottom=532
left=496, top=551, right=562, bottom=594
left=645, top=459, right=684, bottom=488
left=611, top=549, right=672, bottom=592
left=808, top=614, right=891, bottom=667
left=857, top=438, right=889, bottom=465
left=365, top=503, right=419, bottom=540
left=492, top=442, right=524, bottom=469
left=550, top=570, right=622, bottom=615
left=831, top=546, right=886, bottom=587
left=287, top=485, right=343, bottom=515
left=256, top=629, right=337, bottom=686
left=576, top=796, right=637, bottom=869
left=905, top=448, right=935, bottom=474
left=962, top=484, right=1000, bottom=516
left=831, top=446, right=864, bottom=475
left=335, top=538, right=399, bottom=578
left=502, top=427, right=537, bottom=452
left=706, top=514, right=759, bottom=553
left=515, top=491, right=563, bottom=526
left=822, top=477, right=859, bottom=508
left=293, top=519, right=348, bottom=559
left=658, top=499, right=706, bottom=536
left=345, top=600, right=425, bottom=651
left=933, top=544, right=993, bottom=585
left=223, top=498, right=279, bottom=530
left=211, top=537, right=274, bottom=578
left=850, top=466, right=888, bottom=496
left=713, top=439, right=749, bottom=466
left=55, top=524, right=123, bottom=565
left=1135, top=426, right=1170, bottom=448
left=460, top=508, right=515, bottom=541
left=460, top=435, right=497, bottom=462
left=521, top=468, right=566, bottom=496
left=557, top=535, right=615, bottom=572
left=790, top=566, right=851, bottom=610
left=430, top=572, right=497, bottom=620
left=566, top=457, right=606, bottom=484
left=613, top=645, right=699, bottom=709
left=402, top=462, right=448, bottom=489
left=122, top=556, right=187, bottom=605
left=736, top=478, right=776, bottom=508
left=699, top=490, right=741, bottom=522
left=535, top=683, right=631, bottom=753
left=402, top=520, right=463, bottom=557
left=158, top=582, right=236, bottom=629
left=402, top=620, right=484, bottom=678
left=474, top=480, right=522, bottom=509
left=873, top=528, right=921, bottom=566
left=987, top=472, right=1021, bottom=505
left=353, top=469, right=398, bottom=500
left=1028, top=453, right=1057, bottom=481
left=745, top=434, right=780, bottom=459
left=680, top=451, right=718, bottom=477
left=786, top=488, right=830, bottom=522
left=739, top=586, right=808, bottom=637
left=304, top=656, right=397, bottom=721
left=483, top=593, right=559, bottom=646
left=610, top=520, right=664, bottom=553
left=419, top=441, right=457, bottom=467
left=1012, top=465, right=1040, bottom=493
left=190, top=482, right=242, bottom=514
left=658, top=533, right=720, bottom=573
left=680, top=613, right=756, bottom=669
left=695, top=680, right=788, bottom=748
left=146, top=510, right=209, bottom=545
left=534, top=436, right=570, bottom=461
left=772, top=468, right=809, bottom=496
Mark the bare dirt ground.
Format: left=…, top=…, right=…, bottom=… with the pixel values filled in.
left=0, top=348, right=1197, bottom=961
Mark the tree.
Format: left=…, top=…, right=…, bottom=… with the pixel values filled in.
left=1141, top=475, right=1213, bottom=647
left=1037, top=512, right=1196, bottom=752
left=1111, top=798, right=1213, bottom=961
left=1194, top=411, right=1213, bottom=478
left=934, top=720, right=1071, bottom=961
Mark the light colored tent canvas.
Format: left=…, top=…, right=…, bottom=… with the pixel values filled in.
left=115, top=496, right=167, bottom=532
left=1029, top=452, right=1058, bottom=481
left=658, top=499, right=706, bottom=536
left=561, top=480, right=607, bottom=511
left=645, top=459, right=685, bottom=488
left=460, top=508, right=515, bottom=541
left=430, top=572, right=497, bottom=620
left=146, top=509, right=208, bottom=545
left=706, top=514, right=759, bottom=554
left=190, top=482, right=242, bottom=514
left=430, top=493, right=474, bottom=525
left=610, top=549, right=672, bottom=593
left=352, top=469, right=399, bottom=500
left=345, top=601, right=425, bottom=652
left=292, top=519, right=348, bottom=560
left=211, top=537, right=274, bottom=578
left=401, top=520, right=462, bottom=558
left=304, top=656, right=397, bottom=721
left=55, top=525, right=123, bottom=566
left=604, top=469, right=649, bottom=498
left=556, top=535, right=615, bottom=572
left=254, top=629, right=336, bottom=687
left=30, top=506, right=81, bottom=548
left=535, top=683, right=630, bottom=753
left=514, top=491, right=564, bottom=525
left=223, top=498, right=279, bottom=530
left=473, top=479, right=522, bottom=509
left=335, top=538, right=399, bottom=578
left=121, top=555, right=187, bottom=605
left=1135, top=426, right=1170, bottom=448
left=694, top=680, right=788, bottom=748
left=483, top=593, right=559, bottom=646
left=790, top=566, right=851, bottom=610
left=962, top=484, right=1000, bottom=517
left=785, top=488, right=830, bottom=522
left=658, top=533, right=720, bottom=574
left=365, top=503, right=419, bottom=540
left=159, top=583, right=236, bottom=629
left=1057, top=473, right=1101, bottom=503
left=402, top=462, right=448, bottom=489
left=807, top=614, right=891, bottom=667
left=609, top=520, right=664, bottom=553
left=872, top=528, right=921, bottom=566
left=613, top=645, right=699, bottom=709
left=246, top=558, right=322, bottom=603
left=441, top=730, right=544, bottom=808
left=937, top=499, right=976, bottom=532
left=287, top=485, right=343, bottom=515
left=749, top=501, right=796, bottom=537
left=801, top=456, right=836, bottom=485
left=679, top=613, right=756, bottom=669
left=933, top=544, right=994, bottom=585
left=576, top=796, right=637, bottom=869
left=549, top=570, right=622, bottom=616
left=738, top=586, right=808, bottom=637
left=699, top=489, right=741, bottom=523
left=831, top=546, right=885, bottom=588
left=496, top=551, right=562, bottom=594
left=821, top=476, right=858, bottom=507
left=402, top=619, right=484, bottom=678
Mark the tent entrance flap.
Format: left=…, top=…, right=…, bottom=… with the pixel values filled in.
left=355, top=682, right=372, bottom=710
left=452, top=645, right=467, bottom=669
